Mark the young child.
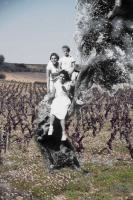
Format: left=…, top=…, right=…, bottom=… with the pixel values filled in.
left=59, top=45, right=76, bottom=79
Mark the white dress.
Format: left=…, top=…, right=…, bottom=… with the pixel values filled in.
left=47, top=61, right=60, bottom=92
left=51, top=80, right=71, bottom=120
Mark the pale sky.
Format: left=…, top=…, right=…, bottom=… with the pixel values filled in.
left=0, top=0, right=77, bottom=64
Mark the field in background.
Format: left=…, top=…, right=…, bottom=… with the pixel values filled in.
left=4, top=72, right=46, bottom=83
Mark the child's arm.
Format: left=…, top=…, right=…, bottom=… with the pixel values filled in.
left=69, top=61, right=76, bottom=76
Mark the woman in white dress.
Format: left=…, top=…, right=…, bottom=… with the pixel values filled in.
left=48, top=70, right=71, bottom=141
left=47, top=53, right=60, bottom=93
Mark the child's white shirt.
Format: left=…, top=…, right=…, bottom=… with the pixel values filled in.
left=59, top=56, right=75, bottom=74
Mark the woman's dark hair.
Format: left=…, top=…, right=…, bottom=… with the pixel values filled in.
left=59, top=70, right=71, bottom=82
left=62, top=45, right=70, bottom=52
left=50, top=53, right=59, bottom=60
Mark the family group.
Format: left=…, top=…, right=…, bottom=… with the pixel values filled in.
left=45, top=45, right=79, bottom=141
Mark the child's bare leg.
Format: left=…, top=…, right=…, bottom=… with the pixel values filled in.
left=60, top=119, right=67, bottom=141
left=50, top=114, right=55, bottom=126
left=48, top=114, right=55, bottom=135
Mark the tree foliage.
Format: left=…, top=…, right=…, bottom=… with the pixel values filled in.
left=75, top=0, right=133, bottom=89
left=0, top=55, right=5, bottom=64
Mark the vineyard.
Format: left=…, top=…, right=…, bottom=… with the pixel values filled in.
left=0, top=80, right=47, bottom=162
left=0, top=80, right=133, bottom=162
left=0, top=80, right=133, bottom=199
left=0, top=79, right=132, bottom=163
left=67, top=84, right=133, bottom=160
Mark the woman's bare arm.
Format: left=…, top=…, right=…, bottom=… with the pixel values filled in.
left=47, top=69, right=51, bottom=93
left=49, top=87, right=56, bottom=99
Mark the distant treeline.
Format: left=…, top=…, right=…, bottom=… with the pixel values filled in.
left=0, top=62, right=47, bottom=73
left=0, top=62, right=81, bottom=73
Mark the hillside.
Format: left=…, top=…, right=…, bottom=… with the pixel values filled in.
left=0, top=62, right=47, bottom=72
left=0, top=62, right=81, bottom=73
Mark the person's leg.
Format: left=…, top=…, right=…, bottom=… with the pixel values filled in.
left=48, top=114, right=55, bottom=135
left=60, top=119, right=67, bottom=141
